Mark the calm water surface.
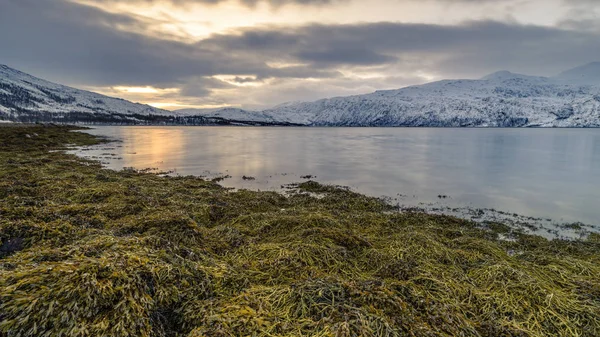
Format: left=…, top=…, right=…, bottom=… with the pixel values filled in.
left=75, top=126, right=600, bottom=226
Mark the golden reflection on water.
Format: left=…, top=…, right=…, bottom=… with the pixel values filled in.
left=117, top=127, right=285, bottom=176
left=200, top=127, right=274, bottom=177
left=119, top=127, right=186, bottom=171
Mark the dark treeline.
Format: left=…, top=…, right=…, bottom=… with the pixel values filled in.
left=0, top=110, right=302, bottom=126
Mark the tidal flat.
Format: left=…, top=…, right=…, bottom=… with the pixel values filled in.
left=1, top=125, right=599, bottom=336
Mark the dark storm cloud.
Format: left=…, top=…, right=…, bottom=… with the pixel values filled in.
left=0, top=0, right=335, bottom=87
left=201, top=21, right=600, bottom=75
left=295, top=49, right=397, bottom=66
left=179, top=77, right=234, bottom=97
left=0, top=0, right=217, bottom=85
left=1, top=0, right=599, bottom=101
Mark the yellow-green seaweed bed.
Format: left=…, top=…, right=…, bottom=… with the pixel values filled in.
left=0, top=125, right=599, bottom=337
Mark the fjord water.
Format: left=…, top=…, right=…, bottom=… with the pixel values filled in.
left=78, top=126, right=600, bottom=225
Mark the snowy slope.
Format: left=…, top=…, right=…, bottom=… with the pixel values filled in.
left=265, top=73, right=600, bottom=127
left=554, top=62, right=600, bottom=85
left=0, top=64, right=291, bottom=125
left=189, top=64, right=600, bottom=127
left=3, top=62, right=600, bottom=127
left=0, top=64, right=172, bottom=121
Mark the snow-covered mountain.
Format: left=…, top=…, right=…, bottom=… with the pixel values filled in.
left=554, top=62, right=600, bottom=86
left=2, top=62, right=600, bottom=127
left=182, top=63, right=600, bottom=127
left=0, top=64, right=299, bottom=125
left=0, top=64, right=179, bottom=123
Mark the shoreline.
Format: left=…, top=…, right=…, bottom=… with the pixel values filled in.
left=1, top=124, right=599, bottom=336
left=4, top=120, right=600, bottom=128
left=71, top=125, right=599, bottom=241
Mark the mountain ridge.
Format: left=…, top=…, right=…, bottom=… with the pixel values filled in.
left=0, top=64, right=304, bottom=126
left=182, top=63, right=600, bottom=127
left=0, top=63, right=181, bottom=124
left=554, top=62, right=600, bottom=85
left=1, top=63, right=599, bottom=127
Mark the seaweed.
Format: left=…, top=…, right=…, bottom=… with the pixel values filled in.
left=0, top=125, right=599, bottom=337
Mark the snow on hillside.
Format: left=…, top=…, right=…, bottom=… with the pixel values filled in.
left=267, top=73, right=600, bottom=127
left=2, top=62, right=600, bottom=127
left=190, top=64, right=600, bottom=127
left=0, top=64, right=171, bottom=121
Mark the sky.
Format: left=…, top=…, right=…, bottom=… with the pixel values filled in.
left=0, top=0, right=599, bottom=110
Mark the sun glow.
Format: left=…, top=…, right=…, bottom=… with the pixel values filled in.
left=212, top=75, right=265, bottom=87
left=112, top=86, right=179, bottom=94
left=69, top=0, right=566, bottom=44
left=147, top=102, right=232, bottom=110
left=266, top=62, right=310, bottom=69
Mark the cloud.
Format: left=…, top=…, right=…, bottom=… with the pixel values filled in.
left=1, top=0, right=599, bottom=109
left=77, top=0, right=347, bottom=8
left=0, top=0, right=336, bottom=85
left=556, top=0, right=600, bottom=32
left=200, top=20, right=600, bottom=75
left=294, top=48, right=397, bottom=66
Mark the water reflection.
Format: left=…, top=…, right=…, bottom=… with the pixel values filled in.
left=78, top=126, right=600, bottom=225
left=116, top=127, right=186, bottom=171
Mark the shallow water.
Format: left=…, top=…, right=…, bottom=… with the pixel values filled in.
left=74, top=126, right=600, bottom=227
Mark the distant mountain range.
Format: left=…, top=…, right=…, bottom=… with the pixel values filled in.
left=1, top=62, right=599, bottom=127
left=182, top=62, right=600, bottom=127
left=0, top=65, right=292, bottom=126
